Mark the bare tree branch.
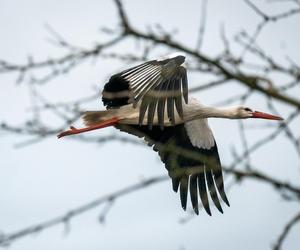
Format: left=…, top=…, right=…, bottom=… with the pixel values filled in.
left=111, top=0, right=300, bottom=109
left=195, top=0, right=208, bottom=51
left=0, top=0, right=299, bottom=248
left=273, top=211, right=300, bottom=250
left=0, top=176, right=168, bottom=247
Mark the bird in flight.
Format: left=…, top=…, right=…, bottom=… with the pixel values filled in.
left=58, top=53, right=283, bottom=215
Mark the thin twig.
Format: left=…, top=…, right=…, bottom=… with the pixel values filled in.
left=273, top=211, right=300, bottom=250
left=195, top=0, right=208, bottom=51
left=0, top=176, right=168, bottom=247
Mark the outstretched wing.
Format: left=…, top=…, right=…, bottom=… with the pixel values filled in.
left=102, top=55, right=188, bottom=129
left=116, top=121, right=229, bottom=215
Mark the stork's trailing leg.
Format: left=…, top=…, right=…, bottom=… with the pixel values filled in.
left=57, top=117, right=119, bottom=138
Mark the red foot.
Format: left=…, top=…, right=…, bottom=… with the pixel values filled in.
left=57, top=126, right=79, bottom=138
left=57, top=117, right=119, bottom=139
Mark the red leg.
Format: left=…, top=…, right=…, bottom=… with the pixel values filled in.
left=57, top=117, right=119, bottom=139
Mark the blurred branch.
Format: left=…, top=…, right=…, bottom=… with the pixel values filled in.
left=0, top=175, right=168, bottom=247
left=195, top=0, right=208, bottom=51
left=273, top=211, right=300, bottom=250
left=0, top=35, right=125, bottom=84
left=2, top=117, right=300, bottom=199
left=0, top=0, right=300, bottom=249
left=229, top=109, right=300, bottom=167
left=225, top=167, right=300, bottom=199
left=113, top=0, right=300, bottom=109
left=158, top=143, right=300, bottom=199
left=241, top=0, right=300, bottom=58
left=267, top=99, right=300, bottom=158
left=0, top=141, right=299, bottom=247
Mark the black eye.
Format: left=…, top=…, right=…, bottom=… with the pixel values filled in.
left=244, top=107, right=252, bottom=112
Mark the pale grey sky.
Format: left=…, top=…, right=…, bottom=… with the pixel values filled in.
left=1, top=0, right=300, bottom=249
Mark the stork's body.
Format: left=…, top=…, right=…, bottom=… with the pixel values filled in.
left=58, top=53, right=283, bottom=215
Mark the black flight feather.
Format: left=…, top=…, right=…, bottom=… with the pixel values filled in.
left=102, top=55, right=188, bottom=128
left=116, top=124, right=229, bottom=215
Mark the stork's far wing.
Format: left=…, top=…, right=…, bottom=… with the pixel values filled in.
left=102, top=55, right=188, bottom=129
left=116, top=122, right=230, bottom=215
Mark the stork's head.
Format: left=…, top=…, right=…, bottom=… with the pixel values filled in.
left=234, top=106, right=283, bottom=120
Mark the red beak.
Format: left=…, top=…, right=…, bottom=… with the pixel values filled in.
left=252, top=111, right=283, bottom=121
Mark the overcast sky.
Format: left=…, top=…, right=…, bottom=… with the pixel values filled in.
left=1, top=0, right=300, bottom=249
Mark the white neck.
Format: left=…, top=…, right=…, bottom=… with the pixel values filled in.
left=205, top=106, right=235, bottom=119
left=184, top=105, right=236, bottom=121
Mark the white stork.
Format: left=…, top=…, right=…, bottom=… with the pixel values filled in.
left=58, top=53, right=283, bottom=215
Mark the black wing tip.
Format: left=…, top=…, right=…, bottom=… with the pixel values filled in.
left=180, top=198, right=228, bottom=215
left=215, top=180, right=230, bottom=207
left=205, top=207, right=212, bottom=216
left=217, top=206, right=224, bottom=214
left=223, top=195, right=230, bottom=207
left=180, top=196, right=188, bottom=212
left=172, top=179, right=180, bottom=192
left=212, top=198, right=223, bottom=213
left=179, top=177, right=188, bottom=212
left=175, top=185, right=229, bottom=215
left=193, top=207, right=199, bottom=215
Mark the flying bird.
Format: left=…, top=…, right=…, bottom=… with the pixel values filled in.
left=58, top=53, right=283, bottom=215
